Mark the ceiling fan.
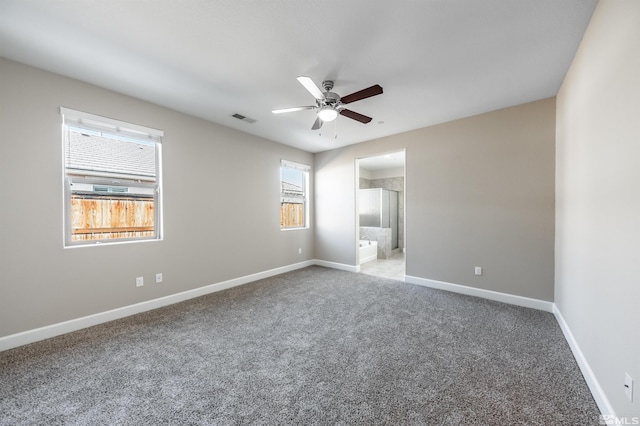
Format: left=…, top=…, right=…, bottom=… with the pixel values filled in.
left=272, top=76, right=383, bottom=130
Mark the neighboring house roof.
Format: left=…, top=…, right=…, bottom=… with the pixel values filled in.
left=65, top=131, right=156, bottom=178
left=281, top=181, right=303, bottom=194
left=281, top=181, right=304, bottom=204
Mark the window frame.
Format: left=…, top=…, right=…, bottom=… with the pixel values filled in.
left=60, top=107, right=164, bottom=247
left=280, top=160, right=310, bottom=231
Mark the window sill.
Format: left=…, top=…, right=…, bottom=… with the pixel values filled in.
left=280, top=227, right=309, bottom=232
left=64, top=237, right=163, bottom=249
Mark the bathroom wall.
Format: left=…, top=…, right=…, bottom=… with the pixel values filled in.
left=360, top=176, right=405, bottom=251
left=359, top=226, right=393, bottom=259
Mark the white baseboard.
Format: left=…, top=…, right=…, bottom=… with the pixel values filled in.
left=359, top=254, right=378, bottom=264
left=0, top=261, right=614, bottom=420
left=0, top=263, right=558, bottom=353
left=0, top=260, right=315, bottom=352
left=404, top=275, right=554, bottom=312
left=553, top=305, right=614, bottom=417
left=313, top=259, right=360, bottom=273
left=403, top=275, right=609, bottom=417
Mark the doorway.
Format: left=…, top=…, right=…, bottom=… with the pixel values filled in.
left=357, top=151, right=406, bottom=281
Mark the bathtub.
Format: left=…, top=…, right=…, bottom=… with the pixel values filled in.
left=359, top=240, right=378, bottom=264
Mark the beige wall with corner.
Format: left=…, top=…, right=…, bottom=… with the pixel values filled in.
left=555, top=0, right=640, bottom=419
left=315, top=98, right=556, bottom=302
left=0, top=58, right=314, bottom=340
left=0, top=57, right=556, bottom=344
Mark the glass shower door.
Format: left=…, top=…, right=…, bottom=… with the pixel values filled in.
left=390, top=191, right=398, bottom=249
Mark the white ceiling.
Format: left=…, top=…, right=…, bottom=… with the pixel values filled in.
left=0, top=0, right=597, bottom=153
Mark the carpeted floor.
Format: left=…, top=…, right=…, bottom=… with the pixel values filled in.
left=1, top=266, right=600, bottom=425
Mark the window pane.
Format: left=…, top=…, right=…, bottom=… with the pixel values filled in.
left=62, top=110, right=162, bottom=246
left=67, top=179, right=157, bottom=243
left=280, top=163, right=308, bottom=230
left=65, top=127, right=157, bottom=179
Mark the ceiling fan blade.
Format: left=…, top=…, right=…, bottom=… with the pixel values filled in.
left=311, top=116, right=323, bottom=130
left=340, top=84, right=383, bottom=104
left=339, top=109, right=372, bottom=124
left=297, top=76, right=324, bottom=100
left=272, top=106, right=316, bottom=114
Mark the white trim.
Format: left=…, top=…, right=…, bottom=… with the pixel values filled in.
left=553, top=305, right=614, bottom=417
left=280, top=159, right=310, bottom=171
left=313, top=259, right=360, bottom=273
left=60, top=107, right=164, bottom=138
left=0, top=263, right=558, bottom=352
left=0, top=262, right=610, bottom=420
left=359, top=253, right=378, bottom=264
left=403, top=275, right=609, bottom=416
left=404, top=275, right=554, bottom=312
left=0, top=260, right=314, bottom=352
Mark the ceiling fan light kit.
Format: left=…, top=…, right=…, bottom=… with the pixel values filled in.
left=318, top=106, right=338, bottom=122
left=273, top=76, right=383, bottom=131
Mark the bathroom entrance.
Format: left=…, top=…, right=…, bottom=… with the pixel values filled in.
left=357, top=151, right=406, bottom=281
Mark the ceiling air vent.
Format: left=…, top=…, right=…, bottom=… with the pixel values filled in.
left=232, top=113, right=257, bottom=124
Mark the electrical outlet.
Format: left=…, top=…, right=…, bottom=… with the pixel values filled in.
left=625, top=372, right=633, bottom=402
left=298, top=248, right=302, bottom=254
left=136, top=276, right=144, bottom=287
left=155, top=273, right=163, bottom=283
left=475, top=266, right=482, bottom=276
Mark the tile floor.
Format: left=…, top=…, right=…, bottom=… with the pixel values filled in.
left=360, top=252, right=406, bottom=281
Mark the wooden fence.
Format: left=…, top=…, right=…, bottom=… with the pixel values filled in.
left=71, top=195, right=155, bottom=241
left=281, top=202, right=304, bottom=228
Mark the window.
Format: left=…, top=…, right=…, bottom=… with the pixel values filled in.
left=61, top=107, right=163, bottom=246
left=280, top=160, right=309, bottom=230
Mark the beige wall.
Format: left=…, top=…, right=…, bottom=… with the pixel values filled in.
left=316, top=98, right=556, bottom=301
left=0, top=58, right=314, bottom=338
left=556, top=0, right=640, bottom=418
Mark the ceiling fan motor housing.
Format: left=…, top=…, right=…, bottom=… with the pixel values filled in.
left=324, top=91, right=340, bottom=107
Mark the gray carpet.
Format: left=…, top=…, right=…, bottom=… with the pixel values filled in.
left=1, top=266, right=600, bottom=425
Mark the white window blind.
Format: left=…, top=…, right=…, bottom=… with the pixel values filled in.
left=281, top=159, right=311, bottom=172
left=60, top=107, right=163, bottom=142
